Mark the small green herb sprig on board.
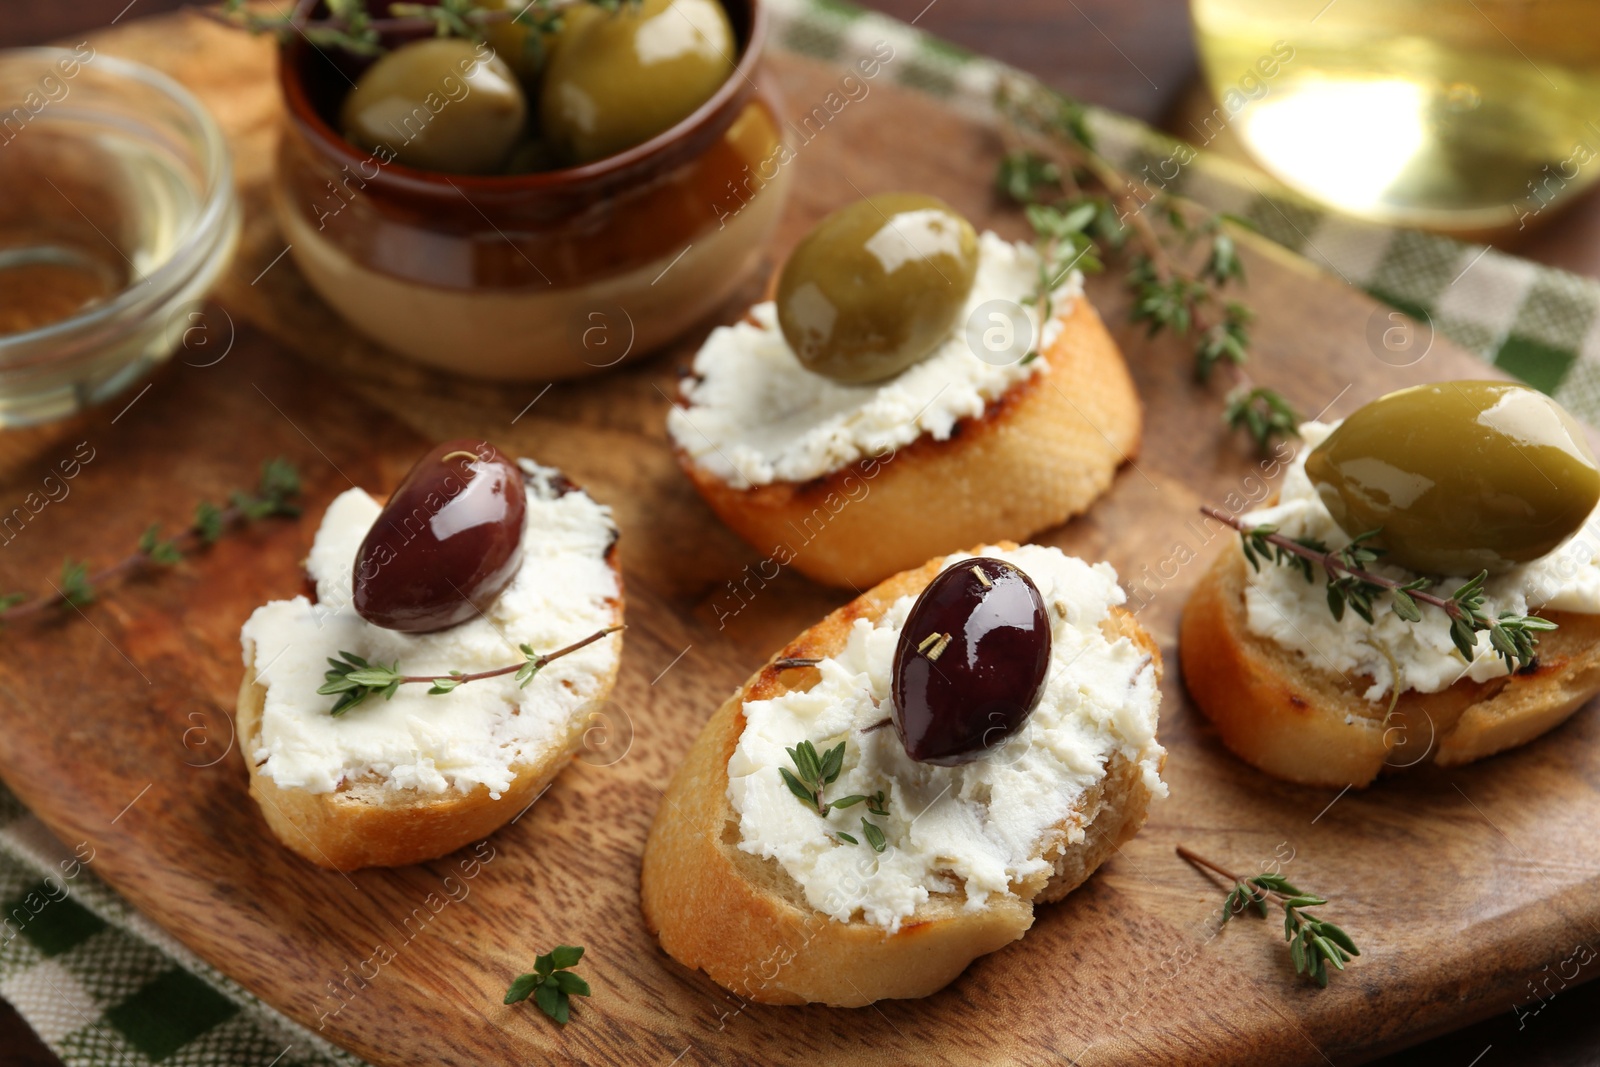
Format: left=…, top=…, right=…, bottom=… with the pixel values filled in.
left=1208, top=504, right=1556, bottom=672
left=504, top=945, right=590, bottom=1025
left=781, top=740, right=890, bottom=852
left=209, top=0, right=634, bottom=60
left=318, top=623, right=623, bottom=716
left=993, top=78, right=1300, bottom=453
left=0, top=458, right=300, bottom=623
left=1178, top=846, right=1360, bottom=988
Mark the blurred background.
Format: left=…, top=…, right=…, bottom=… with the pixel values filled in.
left=4, top=1, right=1600, bottom=1064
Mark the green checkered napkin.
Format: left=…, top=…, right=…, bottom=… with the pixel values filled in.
left=0, top=789, right=360, bottom=1067
left=7, top=0, right=1600, bottom=1063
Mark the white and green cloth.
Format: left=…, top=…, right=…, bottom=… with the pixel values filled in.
left=7, top=0, right=1600, bottom=1062
left=0, top=789, right=357, bottom=1067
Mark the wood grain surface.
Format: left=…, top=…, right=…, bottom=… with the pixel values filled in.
left=2, top=11, right=1600, bottom=1067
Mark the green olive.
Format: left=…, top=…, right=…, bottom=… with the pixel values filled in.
left=540, top=0, right=735, bottom=164
left=340, top=39, right=527, bottom=175
left=776, top=193, right=980, bottom=383
left=481, top=0, right=561, bottom=85
left=1305, top=381, right=1600, bottom=575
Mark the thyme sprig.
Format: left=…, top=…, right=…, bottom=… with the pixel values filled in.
left=504, top=945, right=590, bottom=1025
left=780, top=740, right=843, bottom=815
left=994, top=79, right=1299, bottom=452
left=207, top=0, right=631, bottom=59
left=1178, top=846, right=1360, bottom=988
left=0, top=458, right=300, bottom=623
left=780, top=741, right=888, bottom=852
left=1208, top=504, right=1557, bottom=671
left=318, top=624, right=623, bottom=716
left=1016, top=200, right=1104, bottom=336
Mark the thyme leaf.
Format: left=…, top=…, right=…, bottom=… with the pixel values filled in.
left=206, top=0, right=637, bottom=56
left=2, top=459, right=301, bottom=624
left=1212, top=505, right=1554, bottom=672
left=781, top=744, right=890, bottom=848
left=995, top=79, right=1299, bottom=453
left=1179, top=846, right=1360, bottom=987
left=504, top=945, right=590, bottom=1025
left=318, top=625, right=622, bottom=716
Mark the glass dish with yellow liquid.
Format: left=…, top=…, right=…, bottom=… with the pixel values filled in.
left=0, top=48, right=238, bottom=426
left=1189, top=0, right=1600, bottom=234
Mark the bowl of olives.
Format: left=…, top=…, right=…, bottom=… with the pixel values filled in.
left=268, top=0, right=789, bottom=381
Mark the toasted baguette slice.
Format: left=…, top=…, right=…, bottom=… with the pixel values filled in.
left=640, top=546, right=1162, bottom=1006
left=1181, top=547, right=1600, bottom=787
left=238, top=472, right=624, bottom=871
left=677, top=295, right=1141, bottom=590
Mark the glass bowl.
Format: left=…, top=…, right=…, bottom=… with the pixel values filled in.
left=0, top=47, right=240, bottom=427
left=272, top=0, right=790, bottom=382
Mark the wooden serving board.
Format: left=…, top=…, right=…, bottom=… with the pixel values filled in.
left=2, top=12, right=1598, bottom=1066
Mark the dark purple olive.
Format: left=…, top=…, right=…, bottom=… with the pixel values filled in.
left=890, top=557, right=1052, bottom=765
left=352, top=439, right=526, bottom=633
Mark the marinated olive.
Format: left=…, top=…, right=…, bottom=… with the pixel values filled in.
left=353, top=440, right=527, bottom=633
left=777, top=193, right=979, bottom=384
left=540, top=0, right=735, bottom=164
left=890, top=558, right=1052, bottom=765
left=1305, top=380, right=1600, bottom=575
left=340, top=39, right=527, bottom=174
left=481, top=0, right=559, bottom=84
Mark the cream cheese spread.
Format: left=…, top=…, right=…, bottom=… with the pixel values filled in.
left=726, top=545, right=1165, bottom=932
left=1241, top=421, right=1600, bottom=700
left=240, top=461, right=620, bottom=798
left=669, top=231, right=1081, bottom=489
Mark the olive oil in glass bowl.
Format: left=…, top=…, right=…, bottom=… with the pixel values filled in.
left=1189, top=0, right=1600, bottom=234
left=0, top=48, right=239, bottom=427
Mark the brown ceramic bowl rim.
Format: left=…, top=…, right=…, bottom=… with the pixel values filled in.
left=277, top=0, right=767, bottom=195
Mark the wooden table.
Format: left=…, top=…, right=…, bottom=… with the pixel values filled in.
left=3, top=3, right=1599, bottom=1065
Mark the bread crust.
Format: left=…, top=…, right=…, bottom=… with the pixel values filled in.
left=640, top=545, right=1163, bottom=1006
left=237, top=547, right=624, bottom=872
left=1180, top=547, right=1600, bottom=787
left=676, top=296, right=1142, bottom=590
